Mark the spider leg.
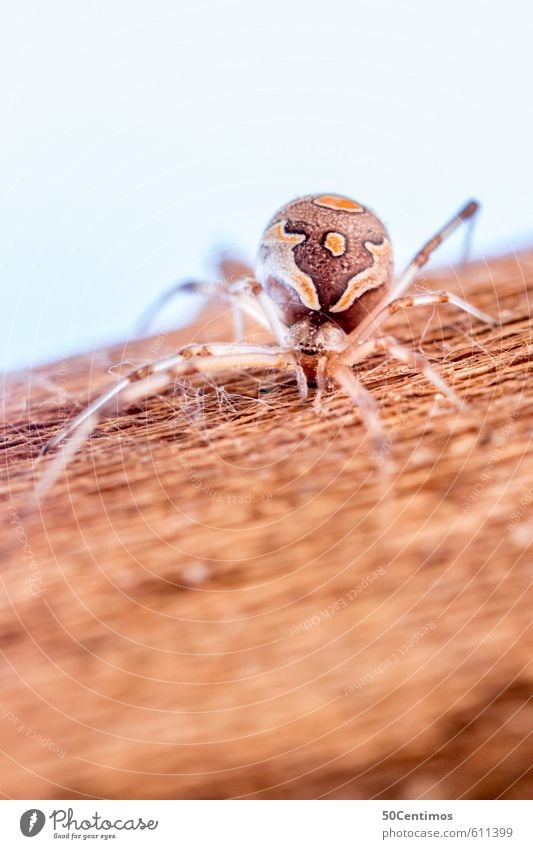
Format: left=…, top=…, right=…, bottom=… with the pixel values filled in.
left=294, top=366, right=309, bottom=402
left=134, top=279, right=214, bottom=337
left=312, top=356, right=329, bottom=413
left=459, top=200, right=479, bottom=267
left=232, top=299, right=245, bottom=342
left=41, top=342, right=298, bottom=454
left=329, top=362, right=387, bottom=458
left=340, top=334, right=462, bottom=408
left=135, top=255, right=254, bottom=336
left=357, top=288, right=496, bottom=343
left=389, top=290, right=496, bottom=324
left=225, top=278, right=289, bottom=345
left=393, top=199, right=480, bottom=300
left=355, top=199, right=480, bottom=341
left=136, top=271, right=289, bottom=348
left=36, top=342, right=302, bottom=502
left=135, top=278, right=269, bottom=338
left=329, top=361, right=398, bottom=529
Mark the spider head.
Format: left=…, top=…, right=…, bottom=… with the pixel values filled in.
left=287, top=317, right=347, bottom=356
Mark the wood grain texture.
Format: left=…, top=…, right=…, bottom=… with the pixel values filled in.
left=1, top=250, right=532, bottom=800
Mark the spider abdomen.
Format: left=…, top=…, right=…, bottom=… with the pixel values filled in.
left=255, top=194, right=393, bottom=333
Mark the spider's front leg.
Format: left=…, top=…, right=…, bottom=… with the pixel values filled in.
left=326, top=329, right=464, bottom=469
left=42, top=343, right=301, bottom=454
left=340, top=334, right=463, bottom=407
left=357, top=289, right=497, bottom=343
left=312, top=356, right=329, bottom=414
left=387, top=291, right=497, bottom=324
left=36, top=343, right=304, bottom=500
left=354, top=199, right=488, bottom=342
left=328, top=361, right=386, bottom=456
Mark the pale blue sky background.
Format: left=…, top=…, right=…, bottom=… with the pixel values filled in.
left=1, top=0, right=532, bottom=371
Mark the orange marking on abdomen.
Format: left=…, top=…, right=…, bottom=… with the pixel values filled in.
left=324, top=232, right=346, bottom=256
left=314, top=195, right=364, bottom=213
left=330, top=238, right=391, bottom=313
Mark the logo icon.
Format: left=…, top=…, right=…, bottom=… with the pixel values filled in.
left=20, top=810, right=46, bottom=837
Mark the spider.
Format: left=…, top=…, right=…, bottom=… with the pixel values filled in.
left=40, top=194, right=496, bottom=473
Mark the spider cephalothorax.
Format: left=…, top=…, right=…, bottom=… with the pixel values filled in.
left=38, top=193, right=496, bottom=496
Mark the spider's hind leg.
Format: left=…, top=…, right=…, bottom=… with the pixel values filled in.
left=135, top=278, right=214, bottom=337
left=135, top=255, right=255, bottom=338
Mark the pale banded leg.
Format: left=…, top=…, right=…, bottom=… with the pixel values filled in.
left=340, top=335, right=462, bottom=407
left=41, top=343, right=300, bottom=454
left=232, top=298, right=245, bottom=342
left=459, top=200, right=479, bottom=267
left=355, top=199, right=480, bottom=341
left=330, top=363, right=387, bottom=457
left=355, top=289, right=496, bottom=344
left=226, top=278, right=289, bottom=345
left=135, top=273, right=289, bottom=348
left=35, top=343, right=304, bottom=501
left=134, top=279, right=206, bottom=336
left=312, top=356, right=329, bottom=413
left=135, top=255, right=254, bottom=336
left=331, top=364, right=397, bottom=530
left=134, top=278, right=264, bottom=336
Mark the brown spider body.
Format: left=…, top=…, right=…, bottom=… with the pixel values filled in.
left=38, top=193, right=495, bottom=493
left=256, top=194, right=393, bottom=349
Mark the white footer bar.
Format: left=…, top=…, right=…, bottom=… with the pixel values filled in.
left=2, top=799, right=532, bottom=848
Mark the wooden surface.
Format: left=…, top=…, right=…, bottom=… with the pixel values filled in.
left=1, top=250, right=533, bottom=799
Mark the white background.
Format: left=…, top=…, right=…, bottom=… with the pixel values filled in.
left=1, top=0, right=532, bottom=371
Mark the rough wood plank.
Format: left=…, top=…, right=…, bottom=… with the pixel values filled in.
left=1, top=251, right=532, bottom=799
